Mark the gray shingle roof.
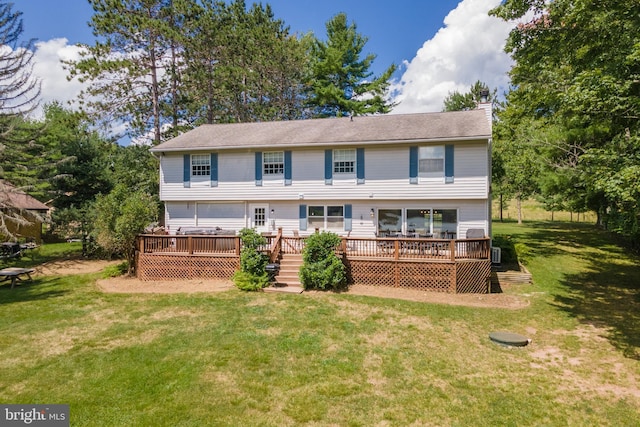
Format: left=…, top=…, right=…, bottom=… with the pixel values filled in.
left=151, top=110, right=491, bottom=153
left=0, top=181, right=49, bottom=211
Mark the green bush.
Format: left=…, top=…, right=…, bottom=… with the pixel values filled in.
left=492, top=234, right=518, bottom=264
left=514, top=242, right=533, bottom=265
left=299, top=231, right=346, bottom=290
left=102, top=262, right=129, bottom=278
left=232, top=270, right=270, bottom=291
left=234, top=228, right=269, bottom=291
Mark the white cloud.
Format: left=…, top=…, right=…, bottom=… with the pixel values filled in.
left=390, top=0, right=515, bottom=114
left=31, top=38, right=87, bottom=119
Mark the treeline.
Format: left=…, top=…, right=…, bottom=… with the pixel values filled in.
left=0, top=0, right=395, bottom=267
left=68, top=0, right=396, bottom=144
left=488, top=0, right=640, bottom=244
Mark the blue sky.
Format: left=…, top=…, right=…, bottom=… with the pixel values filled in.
left=17, top=0, right=515, bottom=125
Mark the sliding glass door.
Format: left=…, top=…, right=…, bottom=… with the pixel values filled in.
left=378, top=208, right=457, bottom=238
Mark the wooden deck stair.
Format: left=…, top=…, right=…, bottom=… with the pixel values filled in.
left=263, top=253, right=304, bottom=293
left=273, top=253, right=303, bottom=286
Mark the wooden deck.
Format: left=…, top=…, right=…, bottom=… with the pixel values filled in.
left=136, top=232, right=492, bottom=293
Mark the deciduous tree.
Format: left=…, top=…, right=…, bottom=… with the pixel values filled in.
left=491, top=0, right=640, bottom=237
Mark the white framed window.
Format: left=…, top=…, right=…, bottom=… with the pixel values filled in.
left=263, top=151, right=284, bottom=175
left=326, top=206, right=344, bottom=230
left=419, top=146, right=444, bottom=178
left=192, top=154, right=211, bottom=176
left=308, top=206, right=325, bottom=229
left=308, top=205, right=345, bottom=230
left=333, top=149, right=355, bottom=174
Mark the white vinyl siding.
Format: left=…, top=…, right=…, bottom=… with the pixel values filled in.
left=159, top=141, right=488, bottom=202
left=162, top=200, right=488, bottom=238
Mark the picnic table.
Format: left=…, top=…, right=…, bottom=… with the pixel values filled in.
left=0, top=267, right=35, bottom=289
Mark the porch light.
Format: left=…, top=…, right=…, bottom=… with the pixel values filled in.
left=370, top=208, right=375, bottom=218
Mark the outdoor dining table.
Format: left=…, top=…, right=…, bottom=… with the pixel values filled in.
left=0, top=267, right=35, bottom=289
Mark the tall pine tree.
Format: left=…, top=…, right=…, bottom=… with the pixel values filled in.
left=0, top=2, right=44, bottom=239
left=306, top=13, right=396, bottom=118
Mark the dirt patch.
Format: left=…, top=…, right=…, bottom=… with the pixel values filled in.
left=35, top=259, right=122, bottom=276
left=37, top=259, right=528, bottom=309
left=339, top=284, right=530, bottom=309
left=97, top=275, right=528, bottom=309
left=96, top=276, right=234, bottom=294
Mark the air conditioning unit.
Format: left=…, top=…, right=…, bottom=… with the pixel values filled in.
left=491, top=247, right=502, bottom=264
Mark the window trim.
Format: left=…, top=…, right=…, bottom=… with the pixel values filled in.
left=191, top=154, right=211, bottom=177
left=263, top=151, right=284, bottom=176
left=418, top=146, right=445, bottom=178
left=307, top=205, right=346, bottom=230
left=333, top=149, right=356, bottom=175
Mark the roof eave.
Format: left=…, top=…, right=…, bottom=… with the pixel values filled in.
left=150, top=134, right=491, bottom=153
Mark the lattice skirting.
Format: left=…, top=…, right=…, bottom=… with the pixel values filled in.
left=455, top=259, right=492, bottom=293
left=137, top=253, right=491, bottom=293
left=346, top=259, right=491, bottom=293
left=137, top=253, right=239, bottom=281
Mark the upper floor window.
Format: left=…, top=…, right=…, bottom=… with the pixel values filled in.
left=333, top=149, right=355, bottom=174
left=192, top=154, right=210, bottom=176
left=419, top=146, right=444, bottom=178
left=263, top=151, right=284, bottom=175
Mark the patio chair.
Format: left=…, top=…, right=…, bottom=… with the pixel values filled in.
left=465, top=228, right=485, bottom=239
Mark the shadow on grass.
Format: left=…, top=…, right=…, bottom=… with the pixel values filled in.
left=0, top=277, right=69, bottom=304
left=504, top=221, right=640, bottom=360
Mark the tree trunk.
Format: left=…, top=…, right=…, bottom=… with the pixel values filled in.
left=517, top=196, right=523, bottom=224
left=499, top=193, right=504, bottom=222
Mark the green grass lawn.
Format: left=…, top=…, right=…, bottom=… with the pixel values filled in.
left=0, top=231, right=639, bottom=426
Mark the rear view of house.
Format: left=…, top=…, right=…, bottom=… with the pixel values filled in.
left=150, top=104, right=492, bottom=239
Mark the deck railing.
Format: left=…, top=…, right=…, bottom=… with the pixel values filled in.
left=138, top=233, right=490, bottom=261
left=138, top=234, right=241, bottom=256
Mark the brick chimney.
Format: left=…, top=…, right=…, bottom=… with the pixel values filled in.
left=477, top=88, right=492, bottom=129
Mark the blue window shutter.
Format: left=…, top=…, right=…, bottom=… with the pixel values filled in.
left=356, top=148, right=365, bottom=184
left=210, top=153, right=218, bottom=187
left=183, top=154, right=191, bottom=188
left=344, top=204, right=352, bottom=231
left=284, top=150, right=292, bottom=185
left=324, top=149, right=333, bottom=185
left=409, top=146, right=418, bottom=184
left=255, top=152, right=262, bottom=186
left=299, top=204, right=307, bottom=231
left=445, top=144, right=454, bottom=183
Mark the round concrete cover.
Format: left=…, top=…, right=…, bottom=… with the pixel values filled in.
left=489, top=331, right=530, bottom=347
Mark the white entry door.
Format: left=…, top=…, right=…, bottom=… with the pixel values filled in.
left=249, top=204, right=270, bottom=233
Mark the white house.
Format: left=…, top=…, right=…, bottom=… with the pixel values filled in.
left=150, top=105, right=492, bottom=240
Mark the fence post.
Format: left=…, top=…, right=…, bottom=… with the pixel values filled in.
left=188, top=236, right=193, bottom=255
left=450, top=240, right=456, bottom=262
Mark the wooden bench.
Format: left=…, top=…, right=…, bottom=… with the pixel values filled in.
left=0, top=267, right=35, bottom=289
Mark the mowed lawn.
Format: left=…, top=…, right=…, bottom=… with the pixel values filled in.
left=0, top=223, right=639, bottom=426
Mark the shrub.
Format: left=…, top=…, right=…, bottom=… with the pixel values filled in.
left=233, top=228, right=269, bottom=291
left=232, top=270, right=270, bottom=291
left=492, top=234, right=518, bottom=264
left=299, top=231, right=346, bottom=290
